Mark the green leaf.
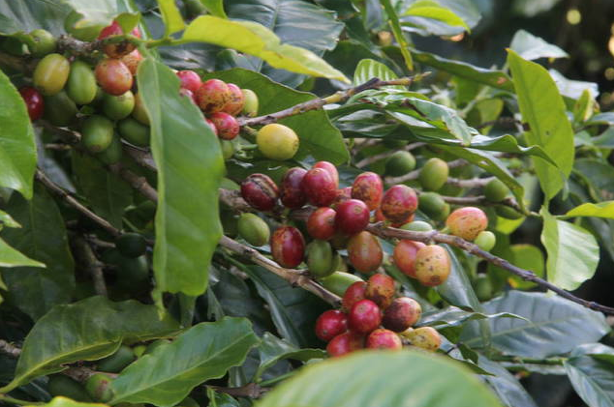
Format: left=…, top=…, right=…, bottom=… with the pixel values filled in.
left=257, top=350, right=503, bottom=407
left=0, top=184, right=74, bottom=321
left=26, top=396, right=109, bottom=407
left=255, top=333, right=326, bottom=381
left=541, top=209, right=599, bottom=291
left=0, top=67, right=37, bottom=199
left=62, top=0, right=140, bottom=36
left=565, top=346, right=614, bottom=407
left=200, top=0, right=226, bottom=18
left=0, top=296, right=180, bottom=392
left=403, top=1, right=470, bottom=32
left=0, top=237, right=45, bottom=268
left=436, top=246, right=482, bottom=311
left=381, top=0, right=413, bottom=71
left=507, top=50, right=574, bottom=201
left=204, top=68, right=349, bottom=164
left=182, top=16, right=348, bottom=82
left=510, top=29, right=569, bottom=61
left=0, top=209, right=20, bottom=228
left=461, top=291, right=610, bottom=358
left=565, top=201, right=614, bottom=219
left=477, top=355, right=539, bottom=407
left=137, top=57, right=224, bottom=297
left=585, top=112, right=614, bottom=126
left=157, top=0, right=185, bottom=36
left=400, top=0, right=480, bottom=37
left=353, top=59, right=403, bottom=89
left=549, top=69, right=598, bottom=100
left=0, top=0, right=70, bottom=35
left=507, top=244, right=545, bottom=289
left=110, top=318, right=259, bottom=407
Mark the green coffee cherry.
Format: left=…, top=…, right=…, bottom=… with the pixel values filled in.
left=241, top=89, right=258, bottom=117
left=97, top=345, right=136, bottom=373
left=474, top=231, right=496, bottom=252
left=85, top=373, right=114, bottom=403
left=82, top=115, right=114, bottom=153
left=418, top=192, right=446, bottom=219
left=419, top=158, right=449, bottom=191
left=385, top=151, right=416, bottom=176
left=400, top=220, right=433, bottom=232
left=96, top=133, right=123, bottom=165
left=33, top=53, right=70, bottom=96
left=307, top=240, right=334, bottom=278
left=495, top=205, right=523, bottom=220
left=103, top=90, right=135, bottom=120
left=484, top=178, right=509, bottom=202
left=118, top=118, right=150, bottom=147
left=116, top=233, right=147, bottom=258
left=132, top=345, right=147, bottom=358
left=473, top=274, right=493, bottom=302
left=237, top=213, right=270, bottom=247
left=432, top=203, right=451, bottom=222
left=220, top=139, right=235, bottom=160
left=319, top=272, right=363, bottom=296
left=44, top=90, right=78, bottom=126
left=66, top=60, right=97, bottom=105
left=48, top=375, right=93, bottom=402
left=29, top=29, right=57, bottom=57
left=117, top=254, right=149, bottom=285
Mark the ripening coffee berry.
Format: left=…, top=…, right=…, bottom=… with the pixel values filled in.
left=385, top=151, right=416, bottom=176
left=327, top=331, right=364, bottom=357
left=401, top=326, right=441, bottom=352
left=366, top=329, right=402, bottom=350
left=222, top=83, right=244, bottom=115
left=103, top=90, right=135, bottom=120
left=240, top=173, right=279, bottom=211
left=382, top=297, right=421, bottom=332
left=484, top=178, right=509, bottom=202
left=270, top=226, right=305, bottom=268
left=419, top=158, right=449, bottom=191
left=414, top=245, right=451, bottom=287
left=307, top=240, right=335, bottom=278
left=29, top=29, right=57, bottom=57
left=33, top=53, right=70, bottom=96
left=393, top=240, right=426, bottom=278
left=241, top=89, right=259, bottom=117
left=302, top=168, right=337, bottom=207
left=315, top=310, right=348, bottom=342
left=331, top=187, right=352, bottom=208
left=348, top=299, right=382, bottom=333
left=196, top=79, right=231, bottom=113
left=66, top=60, right=97, bottom=105
left=400, top=221, right=433, bottom=232
left=210, top=112, right=239, bottom=140
left=120, top=49, right=143, bottom=75
left=176, top=70, right=202, bottom=93
left=257, top=123, right=299, bottom=161
left=334, top=199, right=370, bottom=235
left=380, top=185, right=418, bottom=225
left=98, top=20, right=140, bottom=58
left=474, top=230, right=496, bottom=252
left=321, top=272, right=364, bottom=297
left=280, top=167, right=307, bottom=209
left=237, top=213, right=270, bottom=247
left=347, top=231, right=383, bottom=273
left=85, top=373, right=114, bottom=403
left=95, top=59, right=133, bottom=96
left=307, top=207, right=337, bottom=240
left=313, top=161, right=339, bottom=189
left=365, top=273, right=395, bottom=309
left=342, top=281, right=367, bottom=312
left=81, top=115, right=114, bottom=153
left=19, top=87, right=44, bottom=121
left=418, top=192, right=446, bottom=219
left=446, top=206, right=488, bottom=241
left=351, top=172, right=383, bottom=210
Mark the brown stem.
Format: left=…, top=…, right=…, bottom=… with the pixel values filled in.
left=0, top=340, right=21, bottom=358
left=208, top=384, right=265, bottom=398
left=108, top=163, right=158, bottom=202
left=73, top=236, right=108, bottom=297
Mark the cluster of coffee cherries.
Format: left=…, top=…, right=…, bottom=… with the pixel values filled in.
left=316, top=274, right=442, bottom=356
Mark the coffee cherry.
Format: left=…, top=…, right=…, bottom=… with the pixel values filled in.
left=474, top=274, right=493, bottom=302
left=313, top=161, right=339, bottom=189
left=116, top=233, right=147, bottom=258
left=474, top=231, right=496, bottom=251
left=365, top=273, right=395, bottom=309
left=400, top=221, right=433, bottom=232
left=320, top=273, right=363, bottom=297
left=82, top=115, right=114, bottom=153
left=280, top=167, right=307, bottom=209
left=176, top=70, right=202, bottom=93
left=419, top=158, right=449, bottom=191
left=47, top=375, right=91, bottom=401
left=382, top=297, right=421, bottom=332
left=401, top=326, right=441, bottom=352
left=64, top=10, right=99, bottom=41
left=197, top=79, right=231, bottom=113
left=132, top=93, right=150, bottom=125
left=103, top=90, right=135, bottom=120
left=446, top=207, right=488, bottom=241
left=342, top=281, right=367, bottom=311
left=327, top=331, right=364, bottom=357
left=222, top=83, right=244, bottom=115
left=385, top=151, right=416, bottom=176
left=118, top=118, right=150, bottom=147
left=335, top=199, right=370, bottom=235
left=205, top=118, right=218, bottom=137
left=96, top=133, right=123, bottom=165
left=496, top=204, right=524, bottom=220
left=19, top=87, right=44, bottom=121
left=95, top=59, right=133, bottom=96
left=270, top=226, right=305, bottom=268
left=257, top=123, right=299, bottom=161
left=241, top=173, right=279, bottom=211
left=180, top=87, right=196, bottom=104
left=393, top=240, right=426, bottom=278
left=366, top=329, right=402, bottom=350
left=98, top=20, right=141, bottom=58
left=351, top=172, right=383, bottom=210
left=302, top=168, right=337, bottom=207
left=347, top=231, right=383, bottom=273
left=120, top=49, right=143, bottom=75
left=210, top=112, right=239, bottom=140
left=220, top=139, right=235, bottom=160
left=307, top=207, right=336, bottom=240
left=484, top=178, right=509, bottom=202
left=433, top=202, right=451, bottom=222
left=315, top=310, right=348, bottom=342
left=33, top=53, right=70, bottom=96
left=241, top=88, right=259, bottom=117
left=380, top=185, right=418, bottom=225
left=348, top=299, right=381, bottom=333
left=66, top=60, right=97, bottom=105
left=85, top=373, right=114, bottom=402
left=29, top=29, right=56, bottom=57
left=43, top=91, right=77, bottom=126
left=418, top=192, right=446, bottom=219
left=331, top=187, right=352, bottom=208
left=237, top=213, right=270, bottom=247
left=415, top=245, right=451, bottom=287
left=307, top=240, right=334, bottom=278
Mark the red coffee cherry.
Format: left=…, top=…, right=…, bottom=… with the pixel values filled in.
left=313, top=161, right=339, bottom=189
left=98, top=20, right=141, bottom=58
left=380, top=185, right=418, bottom=225
left=393, top=240, right=426, bottom=278
left=366, top=329, right=402, bottom=350
left=196, top=79, right=231, bottom=114
left=209, top=112, right=239, bottom=140
left=334, top=199, right=370, bottom=235
left=302, top=168, right=337, bottom=207
left=347, top=231, right=383, bottom=273
left=326, top=331, right=364, bottom=357
left=307, top=207, right=337, bottom=240
left=382, top=297, right=422, bottom=332
left=270, top=226, right=305, bottom=268
left=240, top=173, right=279, bottom=211
left=445, top=207, right=488, bottom=241
left=280, top=167, right=307, bottom=209
left=205, top=118, right=218, bottom=136
left=19, top=87, right=44, bottom=120
left=176, top=70, right=202, bottom=93
left=351, top=172, right=383, bottom=210
left=120, top=49, right=142, bottom=76
left=348, top=299, right=381, bottom=334
left=342, top=281, right=366, bottom=312
left=414, top=245, right=451, bottom=287
left=365, top=273, right=395, bottom=309
left=95, top=59, right=133, bottom=96
left=331, top=187, right=352, bottom=208
left=222, top=83, right=244, bottom=116
left=315, top=310, right=348, bottom=342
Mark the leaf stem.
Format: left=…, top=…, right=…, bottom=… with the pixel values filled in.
left=0, top=393, right=43, bottom=406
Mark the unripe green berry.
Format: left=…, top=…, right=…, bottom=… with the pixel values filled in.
left=473, top=274, right=493, bottom=302
left=82, top=115, right=114, bottom=153
left=484, top=178, right=509, bottom=202
left=307, top=240, right=334, bottom=278
left=418, top=192, right=446, bottom=219
left=400, top=220, right=433, bottom=232
left=385, top=151, right=416, bottom=176
left=241, top=89, right=259, bottom=117
left=29, top=29, right=56, bottom=57
left=419, top=158, right=449, bottom=191
left=85, top=373, right=114, bottom=403
left=237, top=213, right=270, bottom=246
left=474, top=231, right=496, bottom=251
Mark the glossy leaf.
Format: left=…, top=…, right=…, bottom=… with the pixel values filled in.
left=0, top=68, right=36, bottom=199
left=565, top=201, right=614, bottom=219
left=1, top=296, right=180, bottom=392
left=0, top=237, right=44, bottom=268
left=0, top=209, right=20, bottom=228
left=257, top=351, right=503, bottom=407
left=507, top=50, right=574, bottom=200
left=541, top=209, right=599, bottom=290
left=549, top=69, right=599, bottom=100
left=137, top=57, right=224, bottom=297
left=0, top=0, right=70, bottom=35
left=255, top=333, right=326, bottom=381
left=436, top=246, right=483, bottom=312
left=401, top=0, right=480, bottom=36
left=182, top=16, right=348, bottom=82
left=477, top=355, right=539, bottom=407
left=110, top=318, right=259, bottom=407
left=565, top=344, right=614, bottom=407
left=402, top=1, right=470, bottom=32
left=157, top=0, right=185, bottom=36
left=26, top=397, right=108, bottom=407
left=381, top=0, right=413, bottom=71
left=200, top=0, right=226, bottom=18
left=353, top=59, right=403, bottom=89
left=507, top=244, right=545, bottom=289
left=461, top=291, right=610, bottom=358
left=510, top=29, right=568, bottom=61
left=62, top=0, right=140, bottom=35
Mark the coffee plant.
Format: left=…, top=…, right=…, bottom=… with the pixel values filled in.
left=0, top=1, right=613, bottom=407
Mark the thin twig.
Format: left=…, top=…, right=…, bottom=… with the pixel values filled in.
left=439, top=195, right=524, bottom=213
left=108, top=163, right=158, bottom=202
left=73, top=236, right=108, bottom=297
left=208, top=383, right=265, bottom=398
left=355, top=142, right=425, bottom=168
